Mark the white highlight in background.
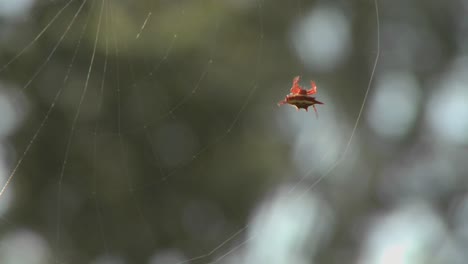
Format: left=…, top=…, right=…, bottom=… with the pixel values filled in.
left=291, top=5, right=351, bottom=72
left=426, top=56, right=468, bottom=144
left=0, top=229, right=50, bottom=264
left=244, top=186, right=334, bottom=264
left=0, top=0, right=35, bottom=19
left=358, top=202, right=446, bottom=264
left=367, top=71, right=421, bottom=140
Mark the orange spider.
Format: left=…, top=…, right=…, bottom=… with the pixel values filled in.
left=278, top=76, right=324, bottom=117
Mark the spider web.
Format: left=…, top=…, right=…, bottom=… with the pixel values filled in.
left=0, top=0, right=379, bottom=263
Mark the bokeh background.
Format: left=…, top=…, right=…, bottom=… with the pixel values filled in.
left=0, top=0, right=467, bottom=263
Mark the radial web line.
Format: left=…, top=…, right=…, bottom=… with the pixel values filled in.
left=0, top=0, right=88, bottom=200
left=55, top=0, right=104, bottom=262
left=92, top=0, right=110, bottom=255
left=0, top=0, right=75, bottom=73
left=179, top=0, right=380, bottom=262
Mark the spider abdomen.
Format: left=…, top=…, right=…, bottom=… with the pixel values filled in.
left=286, top=95, right=323, bottom=111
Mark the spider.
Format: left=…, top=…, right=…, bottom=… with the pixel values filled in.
left=278, top=76, right=324, bottom=117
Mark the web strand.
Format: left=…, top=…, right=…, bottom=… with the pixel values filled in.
left=0, top=0, right=75, bottom=74
left=180, top=0, right=380, bottom=262
left=0, top=0, right=88, bottom=200
left=0, top=0, right=379, bottom=263
left=136, top=12, right=152, bottom=39
left=55, top=0, right=104, bottom=262
left=295, top=0, right=380, bottom=201
left=92, top=0, right=110, bottom=255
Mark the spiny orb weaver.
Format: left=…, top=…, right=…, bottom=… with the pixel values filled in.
left=278, top=76, right=324, bottom=117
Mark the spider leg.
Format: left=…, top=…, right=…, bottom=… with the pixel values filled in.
left=307, top=81, right=317, bottom=95
left=312, top=104, right=319, bottom=118
left=290, top=76, right=302, bottom=94
left=293, top=76, right=300, bottom=86
left=277, top=99, right=287, bottom=106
